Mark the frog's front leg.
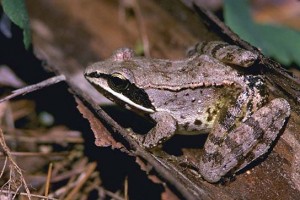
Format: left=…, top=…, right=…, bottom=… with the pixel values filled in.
left=132, top=111, right=177, bottom=149
left=198, top=98, right=290, bottom=183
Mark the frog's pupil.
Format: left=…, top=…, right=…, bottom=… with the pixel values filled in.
left=109, top=76, right=129, bottom=91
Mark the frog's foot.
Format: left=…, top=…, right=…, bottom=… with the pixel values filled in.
left=160, top=154, right=200, bottom=171
left=198, top=98, right=290, bottom=183
left=177, top=157, right=200, bottom=171
left=128, top=131, right=145, bottom=145
left=129, top=132, right=160, bottom=149
left=192, top=41, right=259, bottom=67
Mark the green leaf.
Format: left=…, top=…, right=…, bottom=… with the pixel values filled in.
left=2, top=0, right=31, bottom=49
left=224, top=0, right=300, bottom=66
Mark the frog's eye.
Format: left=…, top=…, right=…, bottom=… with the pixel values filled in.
left=109, top=73, right=130, bottom=91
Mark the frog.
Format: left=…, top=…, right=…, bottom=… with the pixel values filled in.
left=84, top=41, right=290, bottom=183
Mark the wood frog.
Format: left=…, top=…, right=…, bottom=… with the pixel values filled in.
left=84, top=41, right=290, bottom=183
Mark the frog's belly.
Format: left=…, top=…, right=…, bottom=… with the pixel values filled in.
left=175, top=114, right=215, bottom=135
left=172, top=98, right=222, bottom=135
left=176, top=127, right=212, bottom=135
left=148, top=87, right=236, bottom=135
left=173, top=94, right=220, bottom=135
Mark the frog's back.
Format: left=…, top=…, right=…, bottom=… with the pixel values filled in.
left=131, top=54, right=242, bottom=91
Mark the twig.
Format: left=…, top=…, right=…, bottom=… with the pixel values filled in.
left=64, top=162, right=97, bottom=200
left=0, top=151, right=69, bottom=157
left=0, top=75, right=66, bottom=103
left=45, top=163, right=53, bottom=198
left=0, top=189, right=58, bottom=200
left=0, top=128, right=32, bottom=200
left=0, top=156, right=7, bottom=179
left=51, top=168, right=83, bottom=183
left=49, top=176, right=77, bottom=198
left=12, top=184, right=21, bottom=200
left=3, top=133, right=84, bottom=144
left=104, top=189, right=125, bottom=200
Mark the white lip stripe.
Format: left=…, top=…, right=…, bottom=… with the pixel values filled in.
left=101, top=85, right=155, bottom=113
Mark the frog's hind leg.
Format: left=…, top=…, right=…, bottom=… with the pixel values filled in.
left=236, top=98, right=291, bottom=171
left=194, top=41, right=258, bottom=67
left=198, top=98, right=290, bottom=183
left=196, top=89, right=251, bottom=182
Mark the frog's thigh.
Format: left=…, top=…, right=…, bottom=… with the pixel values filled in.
left=199, top=98, right=290, bottom=183
left=141, top=112, right=177, bottom=149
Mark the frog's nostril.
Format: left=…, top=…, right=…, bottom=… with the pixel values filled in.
left=85, top=71, right=100, bottom=78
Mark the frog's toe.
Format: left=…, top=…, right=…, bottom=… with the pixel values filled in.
left=128, top=131, right=145, bottom=144
left=177, top=157, right=199, bottom=170
left=128, top=132, right=160, bottom=149
left=142, top=138, right=160, bottom=149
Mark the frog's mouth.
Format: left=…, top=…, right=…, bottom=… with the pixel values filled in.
left=85, top=72, right=155, bottom=114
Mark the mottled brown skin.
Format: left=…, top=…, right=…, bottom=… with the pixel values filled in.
left=84, top=41, right=291, bottom=183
